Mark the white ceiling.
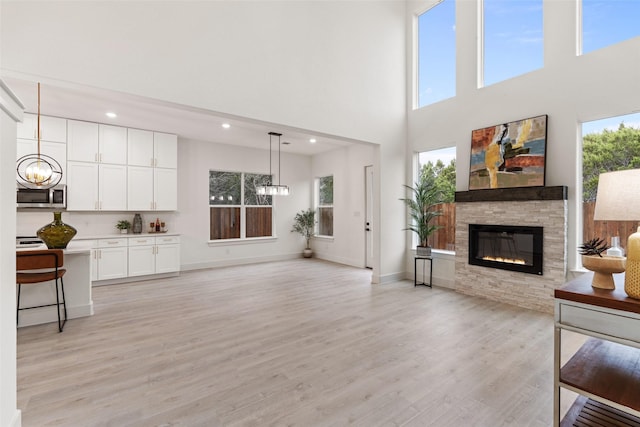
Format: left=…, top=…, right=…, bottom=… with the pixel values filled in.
left=4, top=77, right=364, bottom=156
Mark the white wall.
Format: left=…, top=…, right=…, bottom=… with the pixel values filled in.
left=406, top=0, right=640, bottom=275
left=176, top=138, right=312, bottom=270
left=1, top=0, right=408, bottom=281
left=0, top=80, right=23, bottom=427
left=311, top=144, right=376, bottom=268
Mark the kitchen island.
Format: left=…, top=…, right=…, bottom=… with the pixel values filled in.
left=17, top=240, right=94, bottom=328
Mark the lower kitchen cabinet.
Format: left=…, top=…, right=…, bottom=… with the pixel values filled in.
left=91, top=238, right=128, bottom=281
left=128, top=235, right=180, bottom=277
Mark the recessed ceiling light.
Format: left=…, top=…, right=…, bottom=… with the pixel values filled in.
left=222, top=123, right=231, bottom=129
left=106, top=112, right=117, bottom=118
left=309, top=138, right=317, bottom=144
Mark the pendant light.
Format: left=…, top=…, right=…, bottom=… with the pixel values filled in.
left=257, top=131, right=290, bottom=196
left=16, top=82, right=63, bottom=189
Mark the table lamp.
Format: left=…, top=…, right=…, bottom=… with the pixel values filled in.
left=593, top=169, right=640, bottom=299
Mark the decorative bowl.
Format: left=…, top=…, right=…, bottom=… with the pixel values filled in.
left=581, top=255, right=626, bottom=289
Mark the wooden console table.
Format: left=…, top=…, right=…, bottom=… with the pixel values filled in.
left=554, top=272, right=640, bottom=426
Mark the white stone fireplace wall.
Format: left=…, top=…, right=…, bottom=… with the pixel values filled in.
left=455, top=199, right=568, bottom=313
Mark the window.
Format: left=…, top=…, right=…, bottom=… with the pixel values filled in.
left=209, top=171, right=273, bottom=240
left=418, top=147, right=456, bottom=251
left=416, top=0, right=456, bottom=108
left=317, top=175, right=333, bottom=237
left=482, top=0, right=543, bottom=87
left=581, top=0, right=640, bottom=55
left=582, top=112, right=640, bottom=255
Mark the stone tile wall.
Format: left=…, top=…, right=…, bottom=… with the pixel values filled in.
left=455, top=199, right=567, bottom=313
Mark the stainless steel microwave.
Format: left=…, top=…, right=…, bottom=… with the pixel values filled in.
left=17, top=184, right=67, bottom=209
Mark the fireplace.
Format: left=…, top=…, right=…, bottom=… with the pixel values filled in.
left=469, top=224, right=543, bottom=275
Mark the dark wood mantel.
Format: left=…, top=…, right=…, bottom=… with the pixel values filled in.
left=455, top=186, right=567, bottom=203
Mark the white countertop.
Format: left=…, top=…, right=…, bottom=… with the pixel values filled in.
left=16, top=240, right=92, bottom=254
left=74, top=232, right=180, bottom=240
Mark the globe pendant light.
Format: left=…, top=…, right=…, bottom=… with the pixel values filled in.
left=16, top=82, right=63, bottom=189
left=257, top=131, right=290, bottom=196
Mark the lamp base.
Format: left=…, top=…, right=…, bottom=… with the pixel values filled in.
left=625, top=227, right=640, bottom=299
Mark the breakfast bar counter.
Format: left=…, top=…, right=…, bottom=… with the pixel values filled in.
left=17, top=240, right=94, bottom=328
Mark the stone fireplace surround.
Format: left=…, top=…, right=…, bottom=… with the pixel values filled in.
left=454, top=186, right=568, bottom=313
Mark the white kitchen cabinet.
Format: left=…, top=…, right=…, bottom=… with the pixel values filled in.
left=127, top=166, right=177, bottom=211
left=93, top=238, right=128, bottom=281
left=128, top=235, right=180, bottom=277
left=67, top=161, right=127, bottom=210
left=128, top=129, right=177, bottom=168
left=68, top=120, right=127, bottom=165
left=17, top=113, right=67, bottom=143
left=16, top=138, right=67, bottom=184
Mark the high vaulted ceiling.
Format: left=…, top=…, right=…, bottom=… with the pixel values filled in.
left=4, top=77, right=366, bottom=156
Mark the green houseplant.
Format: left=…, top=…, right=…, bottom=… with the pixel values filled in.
left=400, top=177, right=443, bottom=256
left=116, top=219, right=131, bottom=234
left=292, top=208, right=316, bottom=258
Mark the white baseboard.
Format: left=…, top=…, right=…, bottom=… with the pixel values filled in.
left=181, top=253, right=301, bottom=271
left=17, top=302, right=93, bottom=328
left=376, top=271, right=405, bottom=284
left=312, top=251, right=363, bottom=268
left=92, top=272, right=179, bottom=287
left=9, top=409, right=21, bottom=427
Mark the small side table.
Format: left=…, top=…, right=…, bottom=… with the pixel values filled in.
left=414, top=256, right=433, bottom=287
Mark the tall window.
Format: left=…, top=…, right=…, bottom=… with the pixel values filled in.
left=582, top=0, right=640, bottom=55
left=418, top=147, right=456, bottom=251
left=317, top=175, right=333, bottom=237
left=483, top=0, right=543, bottom=87
left=416, top=0, right=456, bottom=108
left=582, top=112, right=640, bottom=254
left=209, top=171, right=273, bottom=240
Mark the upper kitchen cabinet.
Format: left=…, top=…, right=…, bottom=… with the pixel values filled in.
left=17, top=113, right=67, bottom=143
left=68, top=120, right=127, bottom=164
left=128, top=129, right=177, bottom=168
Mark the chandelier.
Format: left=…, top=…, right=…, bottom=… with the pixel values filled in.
left=16, top=82, right=63, bottom=189
left=257, top=131, right=290, bottom=196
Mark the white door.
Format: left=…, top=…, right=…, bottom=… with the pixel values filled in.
left=67, top=161, right=99, bottom=210
left=127, top=166, right=154, bottom=210
left=154, top=168, right=178, bottom=211
left=99, top=164, right=127, bottom=210
left=365, top=165, right=374, bottom=269
left=128, top=245, right=156, bottom=277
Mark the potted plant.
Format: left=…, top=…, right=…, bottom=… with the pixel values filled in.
left=292, top=208, right=316, bottom=258
left=400, top=177, right=442, bottom=256
left=579, top=237, right=625, bottom=289
left=116, top=220, right=131, bottom=234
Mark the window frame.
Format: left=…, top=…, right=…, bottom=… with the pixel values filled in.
left=316, top=175, right=334, bottom=238
left=208, top=170, right=275, bottom=243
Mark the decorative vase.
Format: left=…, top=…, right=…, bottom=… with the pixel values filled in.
left=132, top=213, right=143, bottom=234
left=581, top=255, right=626, bottom=290
left=625, top=227, right=640, bottom=299
left=36, top=211, right=77, bottom=249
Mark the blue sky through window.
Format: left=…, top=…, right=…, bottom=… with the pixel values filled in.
left=582, top=112, right=640, bottom=136
left=582, top=0, right=640, bottom=54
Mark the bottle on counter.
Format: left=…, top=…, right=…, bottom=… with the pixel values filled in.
left=155, top=218, right=161, bottom=232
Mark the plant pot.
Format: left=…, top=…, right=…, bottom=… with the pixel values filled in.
left=120, top=229, right=128, bottom=234
left=303, top=248, right=313, bottom=258
left=416, top=246, right=431, bottom=257
left=581, top=255, right=626, bottom=289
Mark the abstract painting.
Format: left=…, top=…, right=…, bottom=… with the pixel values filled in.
left=469, top=115, right=548, bottom=190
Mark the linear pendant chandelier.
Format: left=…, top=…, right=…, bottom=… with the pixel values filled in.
left=257, top=131, right=290, bottom=196
left=16, top=82, right=63, bottom=189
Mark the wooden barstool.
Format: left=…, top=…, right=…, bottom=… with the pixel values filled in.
left=16, top=249, right=67, bottom=332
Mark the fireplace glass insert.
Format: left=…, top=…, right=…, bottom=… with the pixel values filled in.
left=468, top=224, right=543, bottom=275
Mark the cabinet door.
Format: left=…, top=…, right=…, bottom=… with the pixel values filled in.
left=127, top=166, right=154, bottom=210
left=156, top=244, right=180, bottom=273
left=128, top=245, right=156, bottom=277
left=66, top=161, right=99, bottom=210
left=39, top=116, right=67, bottom=143
left=17, top=113, right=38, bottom=140
left=99, top=125, right=127, bottom=165
left=97, top=247, right=128, bottom=280
left=154, top=168, right=178, bottom=211
left=128, top=128, right=154, bottom=167
left=154, top=132, right=177, bottom=168
left=99, top=164, right=127, bottom=210
left=91, top=249, right=98, bottom=282
left=68, top=120, right=99, bottom=162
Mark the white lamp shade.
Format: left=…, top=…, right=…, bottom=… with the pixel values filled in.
left=594, top=169, right=640, bottom=221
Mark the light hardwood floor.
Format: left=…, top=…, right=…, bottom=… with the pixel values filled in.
left=18, top=259, right=558, bottom=426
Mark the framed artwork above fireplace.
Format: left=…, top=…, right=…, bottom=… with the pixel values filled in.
left=469, top=114, right=548, bottom=190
